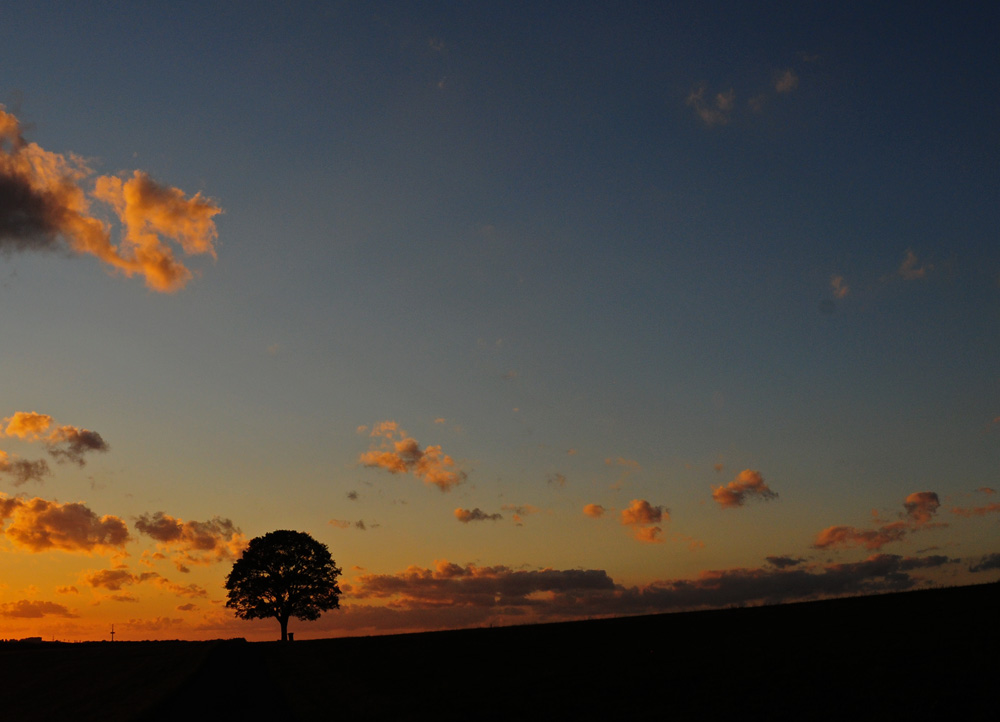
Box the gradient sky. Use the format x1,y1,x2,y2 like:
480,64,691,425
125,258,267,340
1,2,998,642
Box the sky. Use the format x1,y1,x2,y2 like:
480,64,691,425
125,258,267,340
1,1,998,642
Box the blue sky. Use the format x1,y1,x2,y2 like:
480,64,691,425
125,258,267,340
1,2,998,640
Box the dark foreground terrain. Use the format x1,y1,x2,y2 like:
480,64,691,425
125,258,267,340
3,583,996,721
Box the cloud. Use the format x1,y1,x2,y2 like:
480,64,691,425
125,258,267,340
83,567,208,599
950,502,1000,518
0,106,221,292
969,553,1000,573
0,494,130,553
583,503,606,518
0,451,50,486
711,469,778,508
547,472,567,488
903,492,940,523
814,492,944,550
134,511,245,569
2,411,109,465
330,518,369,530
0,599,78,618
898,249,931,280
501,504,540,525
766,556,806,569
455,508,503,523
360,421,467,492
774,69,799,93
2,411,52,438
621,499,664,526
338,554,954,633
621,499,667,543
831,274,849,299
686,86,735,126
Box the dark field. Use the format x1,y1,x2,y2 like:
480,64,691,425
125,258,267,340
3,583,996,721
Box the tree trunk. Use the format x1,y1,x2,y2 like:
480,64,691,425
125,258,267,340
279,615,289,642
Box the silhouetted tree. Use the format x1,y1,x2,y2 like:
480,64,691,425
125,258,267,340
225,529,342,641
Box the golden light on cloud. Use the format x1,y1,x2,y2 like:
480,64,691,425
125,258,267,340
711,469,778,509
360,421,467,491
0,494,130,554
0,106,221,292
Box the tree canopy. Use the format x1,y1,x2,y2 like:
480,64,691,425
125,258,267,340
225,529,342,641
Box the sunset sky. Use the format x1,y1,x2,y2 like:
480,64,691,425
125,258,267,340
1,2,998,642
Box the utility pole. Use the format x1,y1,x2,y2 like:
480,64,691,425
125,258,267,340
110,624,115,642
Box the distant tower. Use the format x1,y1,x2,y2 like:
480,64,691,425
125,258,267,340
110,624,115,642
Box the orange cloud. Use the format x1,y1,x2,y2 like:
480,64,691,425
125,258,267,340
0,494,130,554
134,511,245,569
2,411,53,438
2,411,109,465
711,469,778,509
360,421,466,492
950,502,1000,518
0,106,220,292
814,491,945,550
0,600,79,618
621,499,665,526
583,503,606,518
454,508,502,523
620,499,667,543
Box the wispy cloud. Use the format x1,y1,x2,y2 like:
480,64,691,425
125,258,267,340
774,69,799,93
814,491,944,550
0,451,50,486
583,503,606,518
898,249,931,280
686,86,735,126
0,106,221,292
831,274,849,299
360,421,467,492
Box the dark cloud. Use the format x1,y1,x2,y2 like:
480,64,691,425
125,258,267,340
766,556,806,569
455,507,503,523
0,454,50,485
0,599,79,618
969,553,1000,573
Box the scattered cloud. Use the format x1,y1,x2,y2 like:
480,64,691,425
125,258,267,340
583,503,606,518
711,469,778,508
0,599,78,618
360,421,467,492
0,107,221,292
502,504,540,524
454,508,502,523
2,411,109,466
774,69,799,93
0,451,50,486
0,494,130,553
950,502,1000,518
134,511,245,570
898,249,931,280
621,499,667,543
547,472,567,488
815,492,945,550
686,86,735,126
831,274,849,299
766,556,806,569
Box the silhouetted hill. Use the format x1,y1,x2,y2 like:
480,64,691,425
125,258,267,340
4,583,995,721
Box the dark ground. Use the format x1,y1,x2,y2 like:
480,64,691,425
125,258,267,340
2,583,996,721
